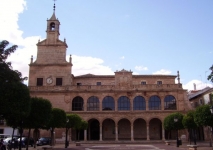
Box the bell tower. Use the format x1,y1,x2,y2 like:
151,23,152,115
28,2,73,87
46,3,60,44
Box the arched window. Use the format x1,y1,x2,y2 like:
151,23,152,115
149,96,161,110
72,96,84,111
50,22,55,30
118,96,130,110
102,96,115,111
133,96,146,110
164,95,176,110
87,96,99,111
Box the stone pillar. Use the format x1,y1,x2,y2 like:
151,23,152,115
115,124,118,141
147,124,150,140
99,123,102,141
161,97,164,110
130,98,133,111
100,99,102,111
115,99,118,111
162,127,165,140
146,100,149,110
84,129,87,141
131,124,134,141
84,99,87,111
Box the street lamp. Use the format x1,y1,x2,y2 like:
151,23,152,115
210,106,213,147
65,119,69,148
174,117,179,147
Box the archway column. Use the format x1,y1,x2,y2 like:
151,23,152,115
84,129,87,141
99,123,102,141
84,100,87,111
147,123,150,140
146,100,149,110
162,126,165,140
161,97,164,110
131,124,134,141
115,124,118,141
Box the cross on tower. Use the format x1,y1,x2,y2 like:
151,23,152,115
53,0,57,12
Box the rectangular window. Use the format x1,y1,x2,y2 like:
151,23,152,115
0,129,3,134
209,94,213,105
97,82,101,86
56,78,62,86
141,81,146,85
157,81,162,85
77,83,82,86
37,78,43,86
0,119,4,125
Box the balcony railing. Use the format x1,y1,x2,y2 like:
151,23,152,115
29,84,182,92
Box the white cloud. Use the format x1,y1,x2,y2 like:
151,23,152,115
183,79,213,91
120,56,125,59
135,65,148,71
152,69,171,75
67,55,114,76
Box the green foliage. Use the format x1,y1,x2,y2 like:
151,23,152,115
79,120,88,130
182,110,197,129
208,65,213,83
66,114,82,129
163,112,184,131
47,108,66,129
194,105,213,127
24,97,52,129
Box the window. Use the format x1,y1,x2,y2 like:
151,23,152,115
87,96,99,111
209,94,213,105
72,96,84,111
157,81,162,85
118,96,130,110
133,96,146,110
56,78,62,86
0,119,4,125
37,78,43,86
97,82,101,85
0,129,3,134
164,95,176,110
149,96,161,110
102,96,115,110
199,99,203,105
77,83,82,86
141,81,146,85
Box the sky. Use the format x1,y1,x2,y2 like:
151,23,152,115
1,0,213,91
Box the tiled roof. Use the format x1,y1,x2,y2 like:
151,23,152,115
188,87,212,100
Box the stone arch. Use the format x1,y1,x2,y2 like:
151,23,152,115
87,96,100,111
87,118,100,140
102,96,115,111
118,118,131,140
148,95,161,110
102,118,116,140
133,118,147,140
72,96,84,111
118,96,130,110
164,95,177,110
149,118,162,140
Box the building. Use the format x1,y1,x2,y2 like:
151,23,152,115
28,6,190,141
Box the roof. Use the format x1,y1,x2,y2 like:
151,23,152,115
188,87,212,100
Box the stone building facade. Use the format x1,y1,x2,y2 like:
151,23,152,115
28,10,190,141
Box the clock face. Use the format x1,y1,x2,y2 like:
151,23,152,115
46,77,53,84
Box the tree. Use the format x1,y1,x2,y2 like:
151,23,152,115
75,120,88,141
208,65,213,83
163,112,184,139
194,105,213,147
47,108,66,146
182,110,197,144
0,40,28,118
64,114,82,148
23,97,52,149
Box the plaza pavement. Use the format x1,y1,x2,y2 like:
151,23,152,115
30,141,213,150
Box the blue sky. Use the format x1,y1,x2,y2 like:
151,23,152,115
1,0,213,90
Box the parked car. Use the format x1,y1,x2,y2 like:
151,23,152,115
36,137,51,146
18,137,34,147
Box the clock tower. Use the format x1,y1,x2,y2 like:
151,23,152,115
28,4,72,87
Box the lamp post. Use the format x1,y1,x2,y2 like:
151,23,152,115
174,117,179,147
210,106,213,147
65,119,69,148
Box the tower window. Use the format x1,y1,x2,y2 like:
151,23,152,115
50,22,55,31
141,81,146,85
37,78,43,86
97,82,101,85
77,83,82,86
56,78,62,86
157,81,162,85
